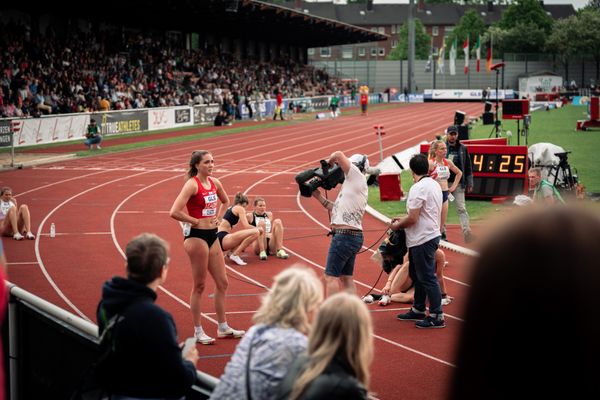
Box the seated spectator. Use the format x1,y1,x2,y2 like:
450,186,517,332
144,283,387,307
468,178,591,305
243,197,289,261
276,292,373,400
0,187,35,240
450,206,600,399
210,265,323,400
96,233,198,399
363,248,452,306
217,192,262,266
84,119,102,150
213,110,230,126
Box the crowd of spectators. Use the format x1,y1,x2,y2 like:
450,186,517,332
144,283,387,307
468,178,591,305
0,21,349,118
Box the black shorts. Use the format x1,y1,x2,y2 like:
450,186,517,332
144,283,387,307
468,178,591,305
216,231,229,250
185,228,218,248
442,190,449,203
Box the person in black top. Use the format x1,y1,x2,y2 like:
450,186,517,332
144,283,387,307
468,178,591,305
96,233,198,399
445,126,475,243
276,292,373,400
244,197,289,261
216,192,262,265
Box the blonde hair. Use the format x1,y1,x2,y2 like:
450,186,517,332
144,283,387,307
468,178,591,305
253,265,323,334
289,292,374,400
429,140,445,158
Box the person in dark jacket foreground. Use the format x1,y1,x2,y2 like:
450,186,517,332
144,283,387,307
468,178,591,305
276,292,373,400
96,233,198,399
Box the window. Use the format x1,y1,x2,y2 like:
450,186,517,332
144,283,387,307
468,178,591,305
320,47,331,57
371,47,378,57
378,27,385,34
342,46,353,59
378,48,385,57
358,47,366,57
307,48,315,56
391,40,398,49
371,27,378,33
432,26,439,36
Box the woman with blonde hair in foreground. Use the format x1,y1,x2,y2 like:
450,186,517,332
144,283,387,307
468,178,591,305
210,265,323,400
276,292,374,400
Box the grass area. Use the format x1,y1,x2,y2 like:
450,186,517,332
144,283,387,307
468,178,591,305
368,104,600,222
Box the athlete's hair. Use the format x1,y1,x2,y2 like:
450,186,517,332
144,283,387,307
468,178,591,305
233,192,249,206
187,150,211,179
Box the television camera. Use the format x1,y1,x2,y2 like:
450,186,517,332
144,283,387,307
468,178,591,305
295,160,346,197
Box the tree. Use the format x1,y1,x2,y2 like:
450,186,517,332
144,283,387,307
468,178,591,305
387,18,432,60
576,9,600,80
546,16,579,82
498,0,554,35
444,9,486,57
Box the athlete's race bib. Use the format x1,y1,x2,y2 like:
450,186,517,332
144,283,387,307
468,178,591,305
202,193,218,217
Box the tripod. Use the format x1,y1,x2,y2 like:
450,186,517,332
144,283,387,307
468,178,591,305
548,152,578,191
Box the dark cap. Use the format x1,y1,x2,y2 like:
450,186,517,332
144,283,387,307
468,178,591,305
447,125,458,134
378,241,389,255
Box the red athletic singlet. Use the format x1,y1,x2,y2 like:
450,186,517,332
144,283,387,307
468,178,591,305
186,176,218,219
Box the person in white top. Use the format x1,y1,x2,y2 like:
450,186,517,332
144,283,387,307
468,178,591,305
311,152,369,297
390,154,445,329
0,187,35,240
429,140,462,240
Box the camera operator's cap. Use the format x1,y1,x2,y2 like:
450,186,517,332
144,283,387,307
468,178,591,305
446,125,458,134
378,241,389,255
349,154,369,172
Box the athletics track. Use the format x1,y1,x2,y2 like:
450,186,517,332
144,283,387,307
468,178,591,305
2,102,485,399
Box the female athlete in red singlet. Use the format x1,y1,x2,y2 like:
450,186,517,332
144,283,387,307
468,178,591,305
170,150,245,344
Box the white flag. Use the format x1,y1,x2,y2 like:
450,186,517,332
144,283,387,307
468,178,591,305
437,45,445,74
449,39,456,76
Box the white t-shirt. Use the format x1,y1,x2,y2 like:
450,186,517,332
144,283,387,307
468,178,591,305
405,177,442,248
0,200,14,220
331,164,368,230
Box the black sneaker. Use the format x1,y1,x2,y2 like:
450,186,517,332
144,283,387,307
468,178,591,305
397,309,426,321
415,316,446,329
441,232,447,241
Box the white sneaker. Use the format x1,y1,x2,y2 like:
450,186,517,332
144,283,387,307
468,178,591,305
218,327,245,339
441,296,453,306
96,145,101,150
13,232,24,240
195,331,215,345
378,295,391,306
362,295,374,304
229,254,247,266
25,232,35,240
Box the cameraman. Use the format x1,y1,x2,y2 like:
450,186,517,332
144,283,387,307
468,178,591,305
311,152,369,297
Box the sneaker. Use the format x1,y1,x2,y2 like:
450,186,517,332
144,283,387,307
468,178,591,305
441,231,447,241
397,308,426,321
378,295,391,306
229,254,247,266
441,296,453,306
25,231,35,240
362,295,374,304
415,316,446,329
259,250,267,261
96,144,101,150
195,331,215,345
464,231,475,243
276,249,289,259
218,327,245,339
13,232,24,240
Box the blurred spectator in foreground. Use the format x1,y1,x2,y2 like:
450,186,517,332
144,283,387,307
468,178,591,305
450,206,600,400
276,292,373,400
96,233,198,399
210,266,323,400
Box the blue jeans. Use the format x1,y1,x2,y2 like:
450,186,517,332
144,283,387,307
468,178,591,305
84,135,102,147
325,233,363,277
408,236,442,316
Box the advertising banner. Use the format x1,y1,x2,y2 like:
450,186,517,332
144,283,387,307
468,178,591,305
424,89,514,101
193,104,221,125
0,120,12,147
91,111,148,135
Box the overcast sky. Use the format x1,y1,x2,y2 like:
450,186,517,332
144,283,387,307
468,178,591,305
311,0,589,10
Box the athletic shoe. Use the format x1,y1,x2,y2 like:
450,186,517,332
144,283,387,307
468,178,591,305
96,144,102,150
195,332,215,345
415,316,446,329
229,254,247,266
25,232,35,240
464,231,475,243
259,251,267,261
378,295,391,306
441,232,447,241
217,327,245,339
362,295,374,304
397,308,426,321
13,232,24,240
276,249,289,259
441,296,453,306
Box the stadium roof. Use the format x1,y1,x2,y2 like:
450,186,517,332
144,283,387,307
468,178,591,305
1,0,386,47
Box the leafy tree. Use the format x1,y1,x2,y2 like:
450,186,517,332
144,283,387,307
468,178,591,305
498,0,554,35
444,9,486,57
546,16,579,81
387,19,432,60
577,9,600,79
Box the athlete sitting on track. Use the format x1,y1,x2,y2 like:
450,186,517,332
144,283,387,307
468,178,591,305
217,192,262,266
0,187,35,240
242,197,289,261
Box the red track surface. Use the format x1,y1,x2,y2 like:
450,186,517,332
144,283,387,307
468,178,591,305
2,102,484,399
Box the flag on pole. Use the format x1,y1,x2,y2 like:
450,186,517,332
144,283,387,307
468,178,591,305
437,44,445,74
463,37,469,74
449,39,457,75
486,36,493,72
476,35,481,72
